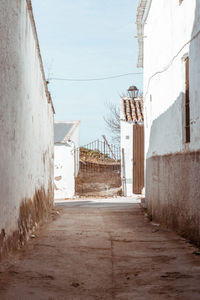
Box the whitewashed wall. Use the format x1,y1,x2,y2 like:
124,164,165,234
120,121,133,196
142,0,200,245
54,145,75,199
54,125,80,199
144,0,199,158
0,0,54,252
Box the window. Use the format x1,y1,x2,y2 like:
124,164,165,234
185,57,190,143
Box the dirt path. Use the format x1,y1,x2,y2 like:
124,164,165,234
0,198,200,299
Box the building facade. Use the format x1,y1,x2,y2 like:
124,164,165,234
54,121,80,199
120,97,144,196
137,0,200,244
0,0,54,257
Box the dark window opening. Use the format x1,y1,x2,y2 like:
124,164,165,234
185,56,190,143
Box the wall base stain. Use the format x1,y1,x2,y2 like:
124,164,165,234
0,185,54,260
146,151,200,247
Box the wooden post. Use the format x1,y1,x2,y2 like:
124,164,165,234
102,135,117,161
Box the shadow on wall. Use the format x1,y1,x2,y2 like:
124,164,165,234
146,92,185,159
146,94,200,246
146,0,200,246
189,0,200,109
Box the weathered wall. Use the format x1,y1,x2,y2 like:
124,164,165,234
146,152,200,246
144,0,200,156
143,0,200,244
0,0,54,257
54,144,75,199
120,121,133,196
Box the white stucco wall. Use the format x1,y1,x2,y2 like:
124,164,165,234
54,124,80,199
54,144,75,199
120,121,133,196
143,0,200,158
0,0,54,238
141,0,200,245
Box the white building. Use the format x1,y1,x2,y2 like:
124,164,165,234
0,0,54,257
137,0,200,244
120,97,144,196
54,121,80,199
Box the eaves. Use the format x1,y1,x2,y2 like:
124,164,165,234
136,0,152,68
26,0,55,114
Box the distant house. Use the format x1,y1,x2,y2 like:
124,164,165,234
136,0,200,245
54,121,80,199
120,96,144,196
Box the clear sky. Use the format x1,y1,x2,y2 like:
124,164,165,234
32,0,143,145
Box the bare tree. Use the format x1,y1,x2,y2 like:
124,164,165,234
103,89,143,144
103,102,120,144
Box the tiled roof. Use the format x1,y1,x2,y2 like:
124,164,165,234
54,121,80,144
120,97,144,123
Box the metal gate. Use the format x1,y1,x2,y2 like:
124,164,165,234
76,138,121,173
133,124,144,194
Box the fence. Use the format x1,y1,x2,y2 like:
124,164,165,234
76,139,121,173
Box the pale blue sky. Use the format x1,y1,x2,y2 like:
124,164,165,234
32,0,142,145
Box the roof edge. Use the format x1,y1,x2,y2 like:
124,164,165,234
66,120,80,141
136,0,152,68
54,121,80,144
54,120,80,124
26,0,55,114
55,121,80,143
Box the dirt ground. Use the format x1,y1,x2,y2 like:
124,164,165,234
0,198,200,300
75,169,121,197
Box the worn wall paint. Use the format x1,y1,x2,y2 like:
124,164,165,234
143,0,200,244
0,0,54,256
54,145,75,199
120,121,133,196
146,152,200,246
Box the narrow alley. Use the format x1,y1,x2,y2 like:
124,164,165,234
0,198,199,300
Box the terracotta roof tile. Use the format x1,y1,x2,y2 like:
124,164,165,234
120,97,144,123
